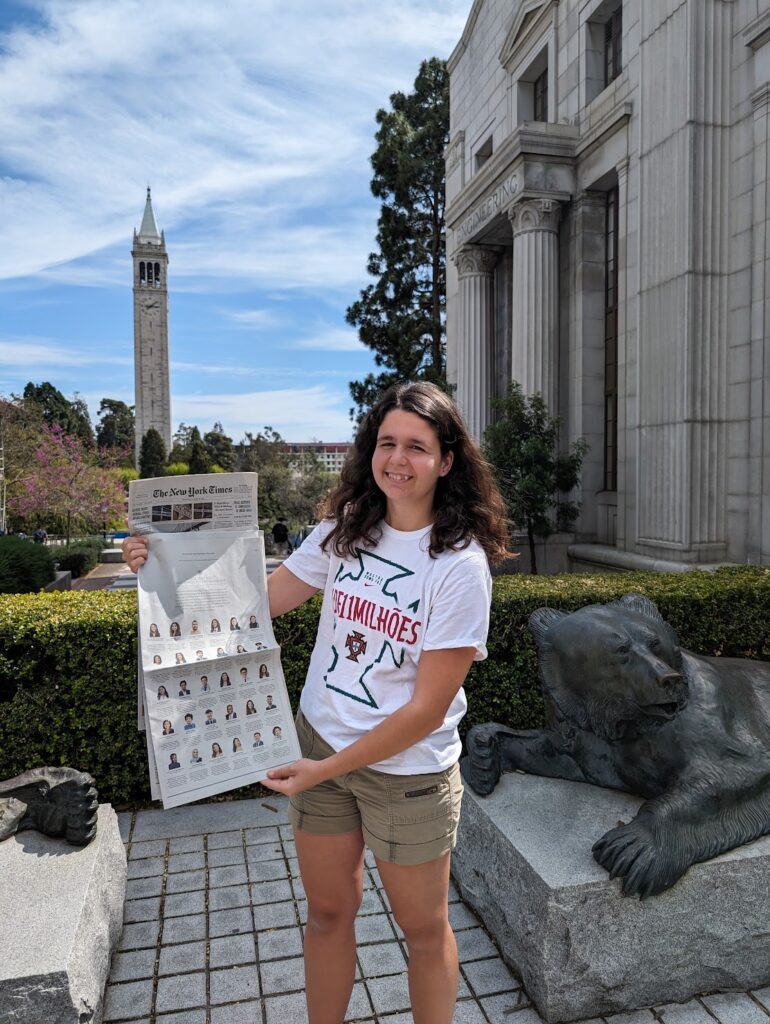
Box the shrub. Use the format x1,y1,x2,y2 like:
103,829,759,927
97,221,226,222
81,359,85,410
56,546,99,578
0,536,56,594
0,567,767,805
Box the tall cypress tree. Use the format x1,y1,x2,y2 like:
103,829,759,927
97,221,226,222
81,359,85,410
346,57,449,419
138,428,167,479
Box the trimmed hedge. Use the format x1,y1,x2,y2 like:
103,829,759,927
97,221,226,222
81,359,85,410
55,546,100,578
0,536,56,594
0,566,768,805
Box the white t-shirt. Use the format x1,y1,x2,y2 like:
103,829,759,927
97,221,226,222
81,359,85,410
284,519,492,774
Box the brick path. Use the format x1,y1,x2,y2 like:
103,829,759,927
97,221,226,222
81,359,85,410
106,797,770,1024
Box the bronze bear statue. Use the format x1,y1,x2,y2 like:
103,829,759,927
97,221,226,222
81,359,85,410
462,594,770,897
0,767,98,846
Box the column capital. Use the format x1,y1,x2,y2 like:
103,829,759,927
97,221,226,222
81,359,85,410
508,197,561,237
615,156,630,184
453,245,498,276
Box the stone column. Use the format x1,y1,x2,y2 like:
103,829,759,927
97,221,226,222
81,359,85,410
452,246,497,440
509,198,561,416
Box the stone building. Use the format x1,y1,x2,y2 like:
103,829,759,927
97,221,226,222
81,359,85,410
446,0,770,569
132,188,171,461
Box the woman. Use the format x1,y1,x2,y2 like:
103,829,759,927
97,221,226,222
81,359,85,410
229,616,240,630
236,644,247,654
175,652,186,665
248,615,258,629
259,664,270,680
233,737,243,753
149,623,160,638
272,725,283,740
122,382,507,1024
220,671,231,688
169,621,181,638
157,685,169,700
152,655,162,665
211,742,224,759
211,618,221,633
245,699,257,716
162,719,174,735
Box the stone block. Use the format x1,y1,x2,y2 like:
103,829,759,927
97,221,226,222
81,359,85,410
0,804,127,1024
452,775,770,1023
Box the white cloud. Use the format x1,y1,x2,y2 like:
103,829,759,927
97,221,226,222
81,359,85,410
0,337,131,369
293,327,366,353
171,385,355,441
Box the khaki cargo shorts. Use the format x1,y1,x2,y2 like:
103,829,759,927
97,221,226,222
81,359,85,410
288,709,464,866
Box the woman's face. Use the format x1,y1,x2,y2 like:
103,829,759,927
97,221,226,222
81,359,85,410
163,720,172,732
371,409,452,515
211,619,220,631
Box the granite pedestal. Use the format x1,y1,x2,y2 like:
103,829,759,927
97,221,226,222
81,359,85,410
0,804,127,1024
452,774,770,1023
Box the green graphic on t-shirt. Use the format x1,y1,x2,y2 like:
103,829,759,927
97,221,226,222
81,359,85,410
359,640,405,690
324,642,378,708
407,599,420,613
334,550,414,604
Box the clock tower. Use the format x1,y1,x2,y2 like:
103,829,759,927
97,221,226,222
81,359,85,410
132,187,171,463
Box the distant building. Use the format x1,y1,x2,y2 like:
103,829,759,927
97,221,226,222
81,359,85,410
280,443,351,475
132,188,171,462
446,0,770,569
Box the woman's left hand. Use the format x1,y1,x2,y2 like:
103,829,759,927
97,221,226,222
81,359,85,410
262,758,326,797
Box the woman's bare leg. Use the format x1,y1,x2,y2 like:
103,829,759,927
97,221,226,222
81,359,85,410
376,852,457,1024
295,827,366,1024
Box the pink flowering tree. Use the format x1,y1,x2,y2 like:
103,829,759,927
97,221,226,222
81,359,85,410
9,424,126,545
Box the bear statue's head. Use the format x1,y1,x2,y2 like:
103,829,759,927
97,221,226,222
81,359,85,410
529,594,688,741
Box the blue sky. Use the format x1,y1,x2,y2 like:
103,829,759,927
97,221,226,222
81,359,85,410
0,0,469,442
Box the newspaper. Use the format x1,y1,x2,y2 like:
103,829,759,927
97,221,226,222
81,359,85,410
129,473,301,808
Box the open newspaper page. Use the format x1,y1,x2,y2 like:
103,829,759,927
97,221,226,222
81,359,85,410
129,473,300,809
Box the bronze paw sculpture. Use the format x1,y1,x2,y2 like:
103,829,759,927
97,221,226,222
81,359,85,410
0,767,98,846
462,594,770,898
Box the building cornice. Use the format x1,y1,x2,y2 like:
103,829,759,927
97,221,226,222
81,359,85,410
575,99,632,161
447,0,484,74
743,9,770,50
499,0,555,71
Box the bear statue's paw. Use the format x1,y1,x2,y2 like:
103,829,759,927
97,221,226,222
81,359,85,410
592,817,684,898
461,724,502,797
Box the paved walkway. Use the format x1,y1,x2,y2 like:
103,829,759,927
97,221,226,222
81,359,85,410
106,797,770,1024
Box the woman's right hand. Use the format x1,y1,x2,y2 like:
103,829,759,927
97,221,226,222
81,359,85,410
122,535,149,572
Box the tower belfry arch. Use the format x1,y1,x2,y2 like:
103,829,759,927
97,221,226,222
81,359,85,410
132,187,171,463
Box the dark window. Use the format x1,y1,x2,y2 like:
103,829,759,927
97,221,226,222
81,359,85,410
604,187,619,491
140,261,146,284
604,9,622,87
533,67,548,122
154,262,161,287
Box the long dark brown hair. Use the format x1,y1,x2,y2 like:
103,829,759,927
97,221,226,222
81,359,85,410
320,382,509,563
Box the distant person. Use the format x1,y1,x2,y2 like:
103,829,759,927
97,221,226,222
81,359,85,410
33,527,48,544
271,518,289,555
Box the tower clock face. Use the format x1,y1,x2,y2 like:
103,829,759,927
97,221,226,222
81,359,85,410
142,296,160,310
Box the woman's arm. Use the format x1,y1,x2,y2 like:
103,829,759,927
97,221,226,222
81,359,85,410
262,646,476,796
267,564,319,617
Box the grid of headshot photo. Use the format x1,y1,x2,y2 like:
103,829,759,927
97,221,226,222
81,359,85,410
143,610,271,670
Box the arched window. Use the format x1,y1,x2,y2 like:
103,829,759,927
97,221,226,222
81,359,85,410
140,261,146,284
154,262,161,287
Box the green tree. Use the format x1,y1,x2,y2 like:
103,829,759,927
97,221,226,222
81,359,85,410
483,382,588,575
168,422,196,463
96,398,135,460
346,57,449,419
188,438,212,474
138,428,167,479
23,381,94,445
203,422,234,471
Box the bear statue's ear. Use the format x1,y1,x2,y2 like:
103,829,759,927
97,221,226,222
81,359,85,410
612,593,664,623
529,607,568,648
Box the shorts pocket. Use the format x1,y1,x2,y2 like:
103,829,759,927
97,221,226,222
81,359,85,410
295,710,316,759
387,770,453,826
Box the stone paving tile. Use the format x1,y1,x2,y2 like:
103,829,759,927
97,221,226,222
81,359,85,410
264,991,307,1024
164,890,205,918
462,956,520,996
210,863,249,888
165,868,206,894
355,913,397,944
109,947,156,983
132,797,287,841
207,845,246,868
701,992,770,1023
209,905,254,938
129,839,166,860
250,878,294,904
247,842,285,864
209,882,251,911
102,979,153,1021
210,932,257,969
367,972,412,1014
155,971,207,1014
605,1011,656,1023
124,896,160,923
118,919,161,951
118,811,132,844
162,912,206,944
168,835,204,855
359,888,386,915
127,855,164,879
244,825,281,846
384,999,487,1023
253,899,300,930
657,1001,719,1023
249,858,290,882
754,988,770,1013
283,839,296,859
480,997,542,1022
167,851,205,872
210,1001,262,1024
258,925,304,960
291,874,306,900
210,963,260,1004
295,898,308,925
207,829,244,850
357,940,407,978
260,954,306,994
157,939,206,976
346,981,375,1020
456,927,499,963
156,1010,206,1024
125,875,164,900
448,902,481,930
